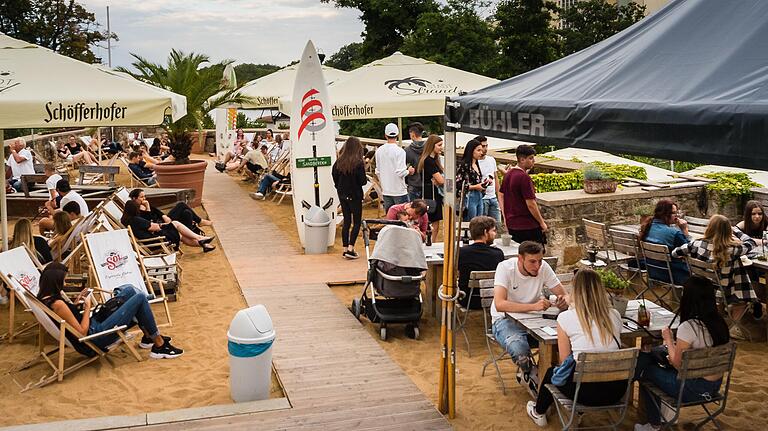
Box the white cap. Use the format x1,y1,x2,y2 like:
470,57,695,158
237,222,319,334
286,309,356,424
384,123,399,138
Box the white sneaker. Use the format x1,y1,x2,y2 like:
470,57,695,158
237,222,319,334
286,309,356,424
527,401,547,427
249,192,264,200
634,423,660,431
729,325,747,340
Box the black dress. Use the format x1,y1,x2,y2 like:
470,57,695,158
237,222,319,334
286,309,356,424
129,216,181,247
422,156,444,222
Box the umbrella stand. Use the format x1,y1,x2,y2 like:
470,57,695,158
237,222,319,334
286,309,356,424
1,129,7,251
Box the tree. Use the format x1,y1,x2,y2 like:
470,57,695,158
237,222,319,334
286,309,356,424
401,0,496,76
558,0,646,56
325,42,364,71
234,63,281,83
321,0,439,63
492,0,560,79
117,51,253,164
0,0,115,63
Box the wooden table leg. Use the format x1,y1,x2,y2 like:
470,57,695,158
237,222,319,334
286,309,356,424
538,344,554,384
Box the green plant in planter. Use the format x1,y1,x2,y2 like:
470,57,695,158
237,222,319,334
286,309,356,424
595,268,630,291
583,164,609,181
118,50,254,164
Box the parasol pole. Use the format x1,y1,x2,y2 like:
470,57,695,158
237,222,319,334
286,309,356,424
1,129,7,251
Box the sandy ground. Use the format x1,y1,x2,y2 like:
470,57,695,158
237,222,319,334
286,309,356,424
0,199,282,427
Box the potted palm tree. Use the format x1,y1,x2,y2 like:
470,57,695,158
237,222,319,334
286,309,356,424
118,50,251,207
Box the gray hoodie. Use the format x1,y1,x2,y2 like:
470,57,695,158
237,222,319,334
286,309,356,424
404,140,425,191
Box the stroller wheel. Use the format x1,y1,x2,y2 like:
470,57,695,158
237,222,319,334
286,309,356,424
380,325,387,341
351,298,362,321
405,324,420,340
413,326,420,340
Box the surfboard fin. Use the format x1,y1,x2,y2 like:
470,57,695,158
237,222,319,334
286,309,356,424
301,200,312,210
322,198,334,210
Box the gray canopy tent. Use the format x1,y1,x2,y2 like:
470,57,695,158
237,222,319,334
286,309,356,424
446,0,768,170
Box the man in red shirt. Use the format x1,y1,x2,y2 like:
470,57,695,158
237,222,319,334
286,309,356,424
500,145,547,247
386,199,429,241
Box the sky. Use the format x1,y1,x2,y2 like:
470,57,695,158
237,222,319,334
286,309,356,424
82,0,365,70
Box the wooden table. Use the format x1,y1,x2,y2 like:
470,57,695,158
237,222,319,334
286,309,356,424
505,299,679,384
423,239,519,321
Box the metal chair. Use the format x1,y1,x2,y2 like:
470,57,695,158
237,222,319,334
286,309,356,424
583,219,633,270
545,348,639,431
480,284,513,394
639,241,684,311
457,270,495,357
608,228,647,297
686,257,753,342
639,342,737,430
684,215,710,236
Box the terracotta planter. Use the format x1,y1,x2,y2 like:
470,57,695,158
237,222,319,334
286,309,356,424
583,179,618,194
153,160,207,207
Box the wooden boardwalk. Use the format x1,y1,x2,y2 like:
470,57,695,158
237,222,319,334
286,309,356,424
123,165,451,430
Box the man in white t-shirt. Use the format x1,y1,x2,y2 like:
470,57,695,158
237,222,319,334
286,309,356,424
492,241,567,380
38,164,64,234
5,138,35,192
476,136,502,229
56,179,90,218
375,123,414,211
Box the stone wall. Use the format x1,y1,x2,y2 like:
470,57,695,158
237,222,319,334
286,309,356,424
538,185,745,265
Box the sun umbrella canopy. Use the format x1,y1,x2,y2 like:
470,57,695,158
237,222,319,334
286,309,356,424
234,64,347,109
0,32,187,128
280,52,498,120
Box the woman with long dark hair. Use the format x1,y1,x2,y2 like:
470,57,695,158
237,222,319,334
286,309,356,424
634,275,730,431
736,200,768,240
37,262,182,358
121,200,215,253
332,136,367,259
417,134,445,243
456,139,486,221
639,199,690,284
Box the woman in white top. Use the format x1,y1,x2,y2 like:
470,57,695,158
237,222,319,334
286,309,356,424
633,275,729,431
527,269,627,427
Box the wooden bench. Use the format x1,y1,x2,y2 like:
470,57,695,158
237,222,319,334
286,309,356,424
19,173,69,197
78,165,119,186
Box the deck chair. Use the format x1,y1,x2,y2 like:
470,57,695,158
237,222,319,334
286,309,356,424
271,182,293,204
545,348,639,430
639,241,683,311
8,279,142,392
0,246,44,342
98,198,176,256
608,228,648,297
686,257,753,342
118,155,158,188
82,228,173,326
114,186,130,207
582,219,633,271
639,343,736,430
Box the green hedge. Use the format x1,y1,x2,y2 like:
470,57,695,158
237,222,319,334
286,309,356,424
530,162,647,193
701,172,762,197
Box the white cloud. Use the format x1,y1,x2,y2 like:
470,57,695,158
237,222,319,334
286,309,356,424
82,1,363,69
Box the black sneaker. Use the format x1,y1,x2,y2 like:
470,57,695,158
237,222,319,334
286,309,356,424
753,302,763,319
139,335,171,349
342,250,360,260
214,163,225,173
150,341,184,359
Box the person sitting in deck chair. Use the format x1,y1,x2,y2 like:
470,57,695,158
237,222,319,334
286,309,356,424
223,143,269,180
129,188,212,234
62,201,82,221
492,241,568,398
39,180,89,234
127,151,157,186
38,262,183,358
121,200,215,253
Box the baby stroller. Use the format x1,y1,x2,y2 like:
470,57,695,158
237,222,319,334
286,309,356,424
351,219,427,341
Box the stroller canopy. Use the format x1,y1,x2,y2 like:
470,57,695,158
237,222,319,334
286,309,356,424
370,226,427,270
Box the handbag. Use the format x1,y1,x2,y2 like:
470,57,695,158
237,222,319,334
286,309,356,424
91,294,126,323
422,164,440,215
551,335,622,386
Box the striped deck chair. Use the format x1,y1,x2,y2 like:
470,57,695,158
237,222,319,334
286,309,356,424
8,280,141,392
82,228,173,325
0,246,44,343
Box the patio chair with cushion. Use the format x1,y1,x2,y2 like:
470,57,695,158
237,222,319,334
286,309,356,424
545,348,639,431
639,342,736,430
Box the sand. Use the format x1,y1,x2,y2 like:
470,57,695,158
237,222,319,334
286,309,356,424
0,205,281,427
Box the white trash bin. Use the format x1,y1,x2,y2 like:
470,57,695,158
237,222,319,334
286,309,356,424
228,304,276,402
304,205,331,254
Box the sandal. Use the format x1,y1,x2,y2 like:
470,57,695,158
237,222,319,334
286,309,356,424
199,236,215,245
202,244,216,253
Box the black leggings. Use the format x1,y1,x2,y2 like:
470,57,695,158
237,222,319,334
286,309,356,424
535,366,628,414
167,202,201,232
339,198,362,248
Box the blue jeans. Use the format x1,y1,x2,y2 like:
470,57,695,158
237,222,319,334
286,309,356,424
635,352,722,425
9,178,22,192
382,194,408,212
258,174,279,194
464,190,484,221
88,285,160,349
144,176,157,186
492,318,536,365
407,186,422,202
483,196,501,225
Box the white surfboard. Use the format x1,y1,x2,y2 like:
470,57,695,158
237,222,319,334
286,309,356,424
290,40,339,248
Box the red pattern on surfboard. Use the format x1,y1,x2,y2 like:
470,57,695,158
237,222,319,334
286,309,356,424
298,88,327,140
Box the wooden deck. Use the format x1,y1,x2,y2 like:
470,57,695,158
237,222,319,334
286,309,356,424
120,164,451,430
